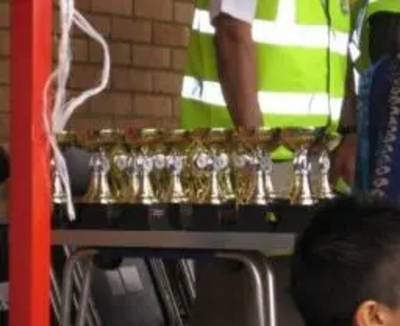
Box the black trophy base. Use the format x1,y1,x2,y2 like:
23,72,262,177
219,201,237,231
75,203,122,230
0,311,7,326
52,204,71,229
165,203,192,230
273,200,317,233
237,204,276,232
188,203,237,232
118,204,168,230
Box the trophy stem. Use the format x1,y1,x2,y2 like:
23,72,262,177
132,151,157,205
316,149,335,199
249,169,267,205
125,152,139,203
169,171,187,203
289,151,301,200
263,172,276,200
84,151,115,204
208,170,222,205
289,148,314,206
99,171,114,203
128,171,140,202
289,174,301,201
295,174,314,206
259,149,276,202
223,168,236,202
51,158,67,204
138,171,156,205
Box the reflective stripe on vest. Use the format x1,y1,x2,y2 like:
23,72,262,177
182,76,342,120
193,8,349,56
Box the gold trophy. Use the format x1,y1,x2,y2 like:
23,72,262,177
185,129,210,203
231,128,279,232
232,128,266,205
52,131,79,228
231,128,254,204
82,129,117,205
219,131,236,203
232,128,280,205
108,129,130,202
189,128,236,231
281,128,316,206
130,128,162,205
119,128,167,231
192,128,229,205
164,129,189,204
249,127,281,203
124,137,141,203
53,131,78,204
51,157,66,204
313,132,341,200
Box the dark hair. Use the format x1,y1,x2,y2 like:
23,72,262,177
369,12,400,63
290,197,400,326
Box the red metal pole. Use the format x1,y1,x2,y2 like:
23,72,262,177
10,1,52,326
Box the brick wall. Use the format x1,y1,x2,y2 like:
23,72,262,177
0,0,194,138
0,0,195,215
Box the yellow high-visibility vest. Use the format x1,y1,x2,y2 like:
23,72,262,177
181,0,352,135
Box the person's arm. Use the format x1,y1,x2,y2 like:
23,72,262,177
339,60,357,129
211,1,262,128
331,59,357,187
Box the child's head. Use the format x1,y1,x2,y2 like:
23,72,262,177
290,197,400,326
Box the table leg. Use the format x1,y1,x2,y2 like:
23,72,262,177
215,252,277,326
60,249,97,326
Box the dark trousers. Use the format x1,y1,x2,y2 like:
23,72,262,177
190,256,302,326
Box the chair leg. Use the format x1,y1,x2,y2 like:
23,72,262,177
60,249,98,326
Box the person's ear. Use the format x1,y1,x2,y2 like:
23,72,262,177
354,301,392,326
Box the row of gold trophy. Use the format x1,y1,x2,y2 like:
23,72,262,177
52,127,341,208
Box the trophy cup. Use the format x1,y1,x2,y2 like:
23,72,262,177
313,132,341,201
184,129,210,204
134,128,160,205
233,127,280,232
272,127,317,233
189,128,236,231
108,129,130,203
249,127,281,204
119,128,168,230
52,130,78,228
78,129,122,229
219,132,236,205
192,128,228,204
230,128,254,204
281,128,316,206
165,130,187,204
162,129,192,230
125,147,140,204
